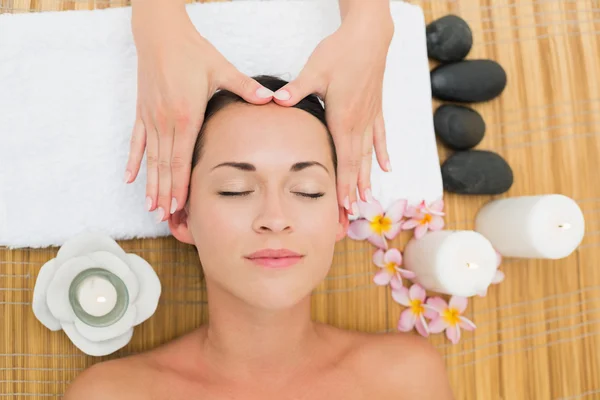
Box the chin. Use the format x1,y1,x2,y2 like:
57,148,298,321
241,284,314,311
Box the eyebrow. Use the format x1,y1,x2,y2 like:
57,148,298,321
211,161,329,174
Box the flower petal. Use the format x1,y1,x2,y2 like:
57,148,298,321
373,270,393,286
414,224,429,239
492,270,505,284
429,199,445,215
404,206,419,218
372,249,385,267
358,200,384,221
428,317,449,334
397,309,416,332
459,316,477,331
409,283,427,302
397,268,416,280
385,199,407,223
391,286,410,306
55,232,129,269
367,234,388,249
347,220,373,241
87,251,139,306
74,306,137,342
31,259,62,331
423,305,439,320
449,296,468,313
426,297,448,313
46,255,97,323
401,219,420,230
415,314,430,337
384,222,403,240
384,248,402,265
428,215,445,231
390,275,404,291
62,322,134,357
126,254,161,325
446,325,461,344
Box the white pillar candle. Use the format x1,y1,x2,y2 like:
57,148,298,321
404,230,498,297
475,195,585,259
76,275,118,317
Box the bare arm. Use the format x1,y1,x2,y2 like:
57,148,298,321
338,0,393,22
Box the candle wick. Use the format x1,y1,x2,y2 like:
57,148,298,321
558,223,572,230
466,262,479,269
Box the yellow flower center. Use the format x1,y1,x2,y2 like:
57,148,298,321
420,214,432,225
443,308,460,326
370,215,392,235
410,299,424,315
385,262,396,275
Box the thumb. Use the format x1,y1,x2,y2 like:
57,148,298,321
273,68,325,107
218,65,274,104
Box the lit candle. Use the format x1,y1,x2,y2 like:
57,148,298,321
403,230,498,297
76,275,118,317
475,195,585,259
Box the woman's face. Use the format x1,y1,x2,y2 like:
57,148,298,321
170,102,347,310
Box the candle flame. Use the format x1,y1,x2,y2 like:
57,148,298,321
466,262,479,269
97,296,107,303
558,223,571,230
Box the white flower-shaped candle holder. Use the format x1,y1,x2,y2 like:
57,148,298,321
32,232,161,356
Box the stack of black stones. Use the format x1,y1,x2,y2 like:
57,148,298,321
427,15,514,195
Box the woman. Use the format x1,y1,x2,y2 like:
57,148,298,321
65,76,453,400
125,0,394,223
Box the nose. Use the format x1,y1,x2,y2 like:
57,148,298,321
251,191,293,234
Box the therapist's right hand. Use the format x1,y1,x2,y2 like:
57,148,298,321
124,2,274,222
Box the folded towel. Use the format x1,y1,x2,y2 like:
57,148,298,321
0,0,442,249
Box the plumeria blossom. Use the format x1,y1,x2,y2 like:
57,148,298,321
372,248,416,287
392,283,436,337
347,198,407,249
426,296,476,344
401,199,445,239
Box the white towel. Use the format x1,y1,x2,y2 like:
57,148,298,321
0,0,442,249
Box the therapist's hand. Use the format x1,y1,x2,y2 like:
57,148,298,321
272,11,394,215
125,3,274,222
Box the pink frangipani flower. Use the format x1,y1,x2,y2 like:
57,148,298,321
392,283,436,337
426,296,476,344
372,248,416,288
347,199,407,249
401,199,445,239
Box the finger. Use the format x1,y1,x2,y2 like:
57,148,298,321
218,65,274,104
357,124,374,203
273,67,325,107
155,114,176,223
170,110,203,215
144,115,160,213
125,115,147,184
373,108,391,172
332,124,362,216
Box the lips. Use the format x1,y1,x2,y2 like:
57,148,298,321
245,249,304,269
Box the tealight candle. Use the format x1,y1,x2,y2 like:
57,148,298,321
76,275,118,317
403,230,498,297
475,194,585,259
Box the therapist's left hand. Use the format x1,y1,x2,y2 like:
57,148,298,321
273,10,394,215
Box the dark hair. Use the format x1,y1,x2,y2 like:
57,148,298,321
191,75,337,173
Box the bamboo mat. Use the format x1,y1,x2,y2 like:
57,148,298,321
1,0,600,398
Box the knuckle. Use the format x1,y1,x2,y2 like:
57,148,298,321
170,156,190,172
158,159,171,171
344,157,362,171
146,155,159,168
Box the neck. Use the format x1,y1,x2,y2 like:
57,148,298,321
198,280,321,384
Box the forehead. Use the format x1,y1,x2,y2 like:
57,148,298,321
200,103,331,166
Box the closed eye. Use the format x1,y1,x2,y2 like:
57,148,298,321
218,191,253,197
294,192,325,199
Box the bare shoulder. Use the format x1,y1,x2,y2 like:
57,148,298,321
346,332,454,399
63,355,159,400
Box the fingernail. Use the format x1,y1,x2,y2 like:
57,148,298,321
365,189,373,203
343,196,350,210
256,87,274,99
386,161,392,172
146,196,152,211
124,170,131,183
351,202,359,216
156,207,165,223
170,197,178,214
274,90,291,101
